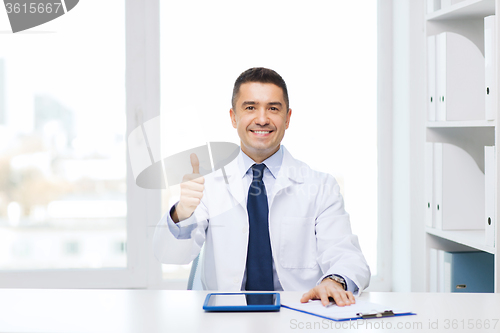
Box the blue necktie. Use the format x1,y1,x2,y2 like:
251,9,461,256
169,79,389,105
245,163,274,291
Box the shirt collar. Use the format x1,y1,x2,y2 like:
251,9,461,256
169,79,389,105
238,145,283,179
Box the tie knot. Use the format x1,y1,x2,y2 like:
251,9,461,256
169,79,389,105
251,164,266,182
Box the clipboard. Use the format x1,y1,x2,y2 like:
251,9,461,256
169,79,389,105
282,300,415,322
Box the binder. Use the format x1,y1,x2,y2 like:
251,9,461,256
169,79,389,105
437,249,445,292
429,248,438,292
485,15,496,120
425,142,434,227
282,300,415,322
443,251,494,293
427,35,436,121
435,32,485,121
485,146,496,247
434,143,443,229
433,143,485,230
441,0,466,9
426,0,440,13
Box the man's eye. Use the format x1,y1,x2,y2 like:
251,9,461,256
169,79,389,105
246,106,255,110
270,107,279,111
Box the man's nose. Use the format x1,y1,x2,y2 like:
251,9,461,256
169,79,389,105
254,109,269,125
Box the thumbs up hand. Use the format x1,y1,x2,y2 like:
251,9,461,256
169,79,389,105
172,153,205,222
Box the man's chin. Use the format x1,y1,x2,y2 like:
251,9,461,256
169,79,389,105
244,143,280,156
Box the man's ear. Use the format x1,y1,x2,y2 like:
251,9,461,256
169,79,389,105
285,108,292,129
230,109,237,128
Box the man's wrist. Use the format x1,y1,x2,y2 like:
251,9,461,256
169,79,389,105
322,274,347,291
170,204,180,223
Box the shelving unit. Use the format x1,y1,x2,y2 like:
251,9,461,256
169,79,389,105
427,0,495,21
426,120,495,127
424,0,499,292
426,227,495,254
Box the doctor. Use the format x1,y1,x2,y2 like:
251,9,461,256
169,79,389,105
153,67,370,307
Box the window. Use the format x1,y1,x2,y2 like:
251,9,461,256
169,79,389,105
0,0,150,288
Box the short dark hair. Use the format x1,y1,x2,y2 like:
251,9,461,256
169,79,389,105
231,67,289,111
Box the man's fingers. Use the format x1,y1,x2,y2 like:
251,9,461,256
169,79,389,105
190,153,200,174
318,289,330,306
346,291,356,304
182,173,205,184
329,291,354,307
181,188,204,200
329,292,343,307
181,181,205,193
338,291,349,306
300,290,315,303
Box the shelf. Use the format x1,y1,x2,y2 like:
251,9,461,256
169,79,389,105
427,120,495,128
426,126,494,172
426,227,495,254
427,0,495,21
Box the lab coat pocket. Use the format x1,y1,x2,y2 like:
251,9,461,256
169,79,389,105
279,217,317,269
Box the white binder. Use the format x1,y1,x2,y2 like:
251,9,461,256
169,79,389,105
434,143,443,229
437,249,445,292
427,35,436,121
485,15,496,121
435,32,485,121
429,248,438,292
426,0,440,13
425,142,434,227
441,0,466,9
434,143,485,230
485,146,496,247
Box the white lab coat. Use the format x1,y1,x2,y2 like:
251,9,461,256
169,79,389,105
153,146,370,292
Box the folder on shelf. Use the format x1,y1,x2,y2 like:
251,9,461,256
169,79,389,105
443,251,494,293
425,142,434,227
432,249,447,292
429,248,438,292
440,0,465,9
435,32,485,121
282,300,415,322
427,35,436,121
485,15,496,121
433,143,485,230
485,146,496,247
426,0,440,13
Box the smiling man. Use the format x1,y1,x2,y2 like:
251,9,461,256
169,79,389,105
153,67,370,307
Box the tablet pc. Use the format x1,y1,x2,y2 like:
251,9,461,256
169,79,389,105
203,293,280,312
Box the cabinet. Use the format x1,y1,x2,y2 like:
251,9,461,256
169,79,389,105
424,0,499,292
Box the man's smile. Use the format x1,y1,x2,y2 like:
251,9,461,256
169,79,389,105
250,129,273,137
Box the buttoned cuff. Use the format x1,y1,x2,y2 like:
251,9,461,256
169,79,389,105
167,202,198,239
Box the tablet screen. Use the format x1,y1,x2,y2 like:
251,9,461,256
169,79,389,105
206,293,277,307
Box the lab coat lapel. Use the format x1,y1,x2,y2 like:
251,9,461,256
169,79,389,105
269,146,304,209
213,157,246,207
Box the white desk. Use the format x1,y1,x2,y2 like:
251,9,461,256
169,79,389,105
0,289,499,332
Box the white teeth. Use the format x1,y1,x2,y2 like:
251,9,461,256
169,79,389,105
253,131,270,134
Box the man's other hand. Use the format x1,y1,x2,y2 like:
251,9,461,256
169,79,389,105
300,277,355,307
172,153,205,222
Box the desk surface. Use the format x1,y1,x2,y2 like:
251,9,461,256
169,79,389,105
0,289,499,333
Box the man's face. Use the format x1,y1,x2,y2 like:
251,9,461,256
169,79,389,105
230,82,292,163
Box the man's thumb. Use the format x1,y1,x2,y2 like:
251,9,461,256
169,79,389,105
190,153,200,174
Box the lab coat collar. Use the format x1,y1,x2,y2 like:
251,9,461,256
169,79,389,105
215,145,304,206
238,145,283,180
